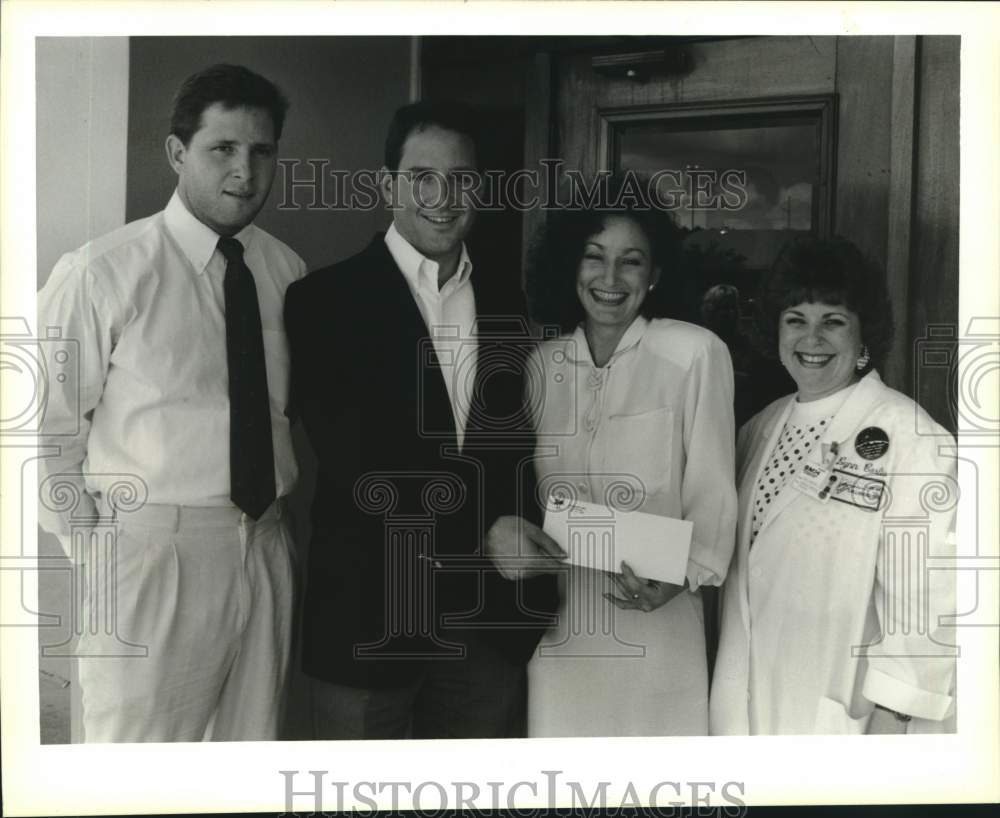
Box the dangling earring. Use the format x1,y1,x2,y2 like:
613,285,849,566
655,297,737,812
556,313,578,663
648,284,655,292
855,344,870,371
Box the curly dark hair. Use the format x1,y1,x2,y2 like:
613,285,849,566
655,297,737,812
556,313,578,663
755,236,895,374
170,64,289,145
526,174,685,333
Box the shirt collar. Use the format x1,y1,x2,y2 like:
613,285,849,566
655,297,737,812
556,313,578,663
385,222,473,295
789,379,858,423
567,315,649,366
164,190,256,275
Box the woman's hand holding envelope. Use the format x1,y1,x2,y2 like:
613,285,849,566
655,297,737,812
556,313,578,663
604,561,686,613
485,515,568,580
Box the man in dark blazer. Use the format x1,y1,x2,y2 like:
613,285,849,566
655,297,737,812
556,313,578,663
284,101,560,739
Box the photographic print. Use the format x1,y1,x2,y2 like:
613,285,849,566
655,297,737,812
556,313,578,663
2,2,997,815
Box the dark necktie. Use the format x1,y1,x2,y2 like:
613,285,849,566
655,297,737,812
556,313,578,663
218,237,276,519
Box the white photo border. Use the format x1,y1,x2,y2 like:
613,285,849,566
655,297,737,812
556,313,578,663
2,1,998,814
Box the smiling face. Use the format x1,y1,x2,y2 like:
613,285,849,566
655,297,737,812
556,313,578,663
166,103,277,236
778,301,865,401
380,125,477,278
576,215,659,336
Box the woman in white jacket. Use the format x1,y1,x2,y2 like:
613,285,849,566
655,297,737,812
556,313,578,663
709,237,957,735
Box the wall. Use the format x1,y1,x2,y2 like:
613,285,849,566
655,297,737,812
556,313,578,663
126,36,410,270
35,36,130,744
910,37,961,415
36,37,129,286
834,35,960,415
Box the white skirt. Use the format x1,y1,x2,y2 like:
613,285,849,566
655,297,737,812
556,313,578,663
527,566,708,737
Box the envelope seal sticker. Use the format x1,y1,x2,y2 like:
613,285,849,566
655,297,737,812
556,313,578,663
854,426,890,460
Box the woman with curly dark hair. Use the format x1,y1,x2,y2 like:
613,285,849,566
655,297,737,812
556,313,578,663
710,236,957,735
488,176,738,736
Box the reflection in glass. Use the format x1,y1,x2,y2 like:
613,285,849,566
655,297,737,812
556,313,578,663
617,116,822,270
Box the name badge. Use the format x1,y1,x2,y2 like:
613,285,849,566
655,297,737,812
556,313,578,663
790,459,838,501
789,441,841,502
829,470,886,511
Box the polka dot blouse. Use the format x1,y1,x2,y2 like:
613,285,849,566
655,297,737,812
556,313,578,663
750,385,856,546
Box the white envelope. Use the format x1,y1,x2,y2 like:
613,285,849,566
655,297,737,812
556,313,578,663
541,494,693,584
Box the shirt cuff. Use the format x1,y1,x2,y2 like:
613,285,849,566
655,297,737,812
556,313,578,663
55,534,91,567
686,557,721,592
38,499,99,538
863,667,954,721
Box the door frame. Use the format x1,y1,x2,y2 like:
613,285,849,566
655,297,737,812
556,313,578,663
596,93,839,239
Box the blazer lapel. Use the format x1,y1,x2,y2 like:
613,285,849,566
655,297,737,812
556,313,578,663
818,371,886,452
370,240,434,345
465,278,534,441
368,238,458,442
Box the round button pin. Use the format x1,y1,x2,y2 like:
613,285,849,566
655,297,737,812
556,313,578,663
855,426,890,460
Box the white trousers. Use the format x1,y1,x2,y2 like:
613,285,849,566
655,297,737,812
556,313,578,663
76,502,295,742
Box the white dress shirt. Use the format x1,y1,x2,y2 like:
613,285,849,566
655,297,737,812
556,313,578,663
384,223,477,450
38,191,306,534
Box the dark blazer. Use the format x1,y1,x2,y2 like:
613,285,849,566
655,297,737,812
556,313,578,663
285,235,557,689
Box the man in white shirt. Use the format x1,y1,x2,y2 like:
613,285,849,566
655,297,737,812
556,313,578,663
285,101,557,739
37,64,306,742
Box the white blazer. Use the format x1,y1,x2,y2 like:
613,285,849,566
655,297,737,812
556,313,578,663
710,371,957,734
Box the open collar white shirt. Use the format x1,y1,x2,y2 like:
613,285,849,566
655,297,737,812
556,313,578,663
385,222,477,450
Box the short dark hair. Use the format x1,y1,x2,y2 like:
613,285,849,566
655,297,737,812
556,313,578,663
526,174,685,333
170,64,289,145
755,236,895,374
383,100,479,171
